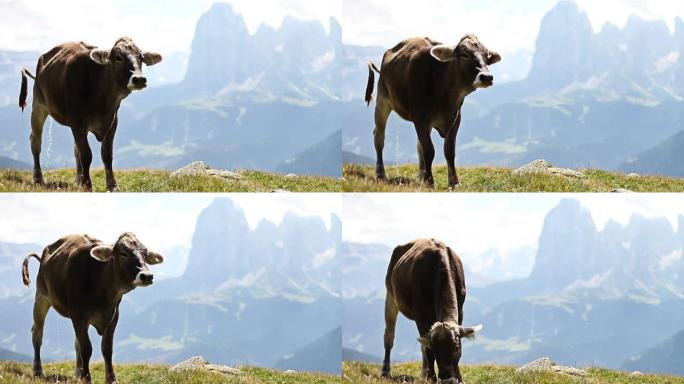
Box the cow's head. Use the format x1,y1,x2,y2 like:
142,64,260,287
430,34,501,89
90,232,164,289
418,322,482,383
89,37,162,92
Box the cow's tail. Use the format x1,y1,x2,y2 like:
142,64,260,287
365,61,381,106
21,253,41,287
19,68,36,113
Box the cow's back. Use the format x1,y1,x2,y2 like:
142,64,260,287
37,234,103,315
33,42,95,125
379,38,453,122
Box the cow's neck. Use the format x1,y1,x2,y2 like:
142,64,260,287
101,262,129,306
434,256,459,324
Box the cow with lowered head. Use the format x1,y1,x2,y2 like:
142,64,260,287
19,37,162,191
21,232,163,384
365,35,501,189
382,238,481,384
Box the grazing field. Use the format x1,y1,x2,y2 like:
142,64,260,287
0,361,342,384
343,361,684,384
0,168,342,193
342,163,684,192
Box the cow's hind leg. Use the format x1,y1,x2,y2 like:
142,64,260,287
71,318,93,383
74,339,82,378
414,122,435,188
29,106,48,185
31,295,50,377
382,292,399,377
73,145,82,185
71,129,93,191
102,308,119,384
373,98,391,181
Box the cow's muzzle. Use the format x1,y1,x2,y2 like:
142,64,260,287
136,271,154,286
474,72,494,88
128,75,147,90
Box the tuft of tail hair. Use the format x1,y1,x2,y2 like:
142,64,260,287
22,253,41,287
365,62,381,106
19,68,36,113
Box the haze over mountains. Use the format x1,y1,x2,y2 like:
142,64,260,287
0,198,342,374
0,3,342,177
342,199,684,375
343,1,684,177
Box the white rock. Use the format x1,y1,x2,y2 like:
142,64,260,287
516,357,586,377
284,369,297,374
513,159,584,178
170,356,240,376
627,173,640,178
171,161,241,180
631,371,644,376
284,173,298,179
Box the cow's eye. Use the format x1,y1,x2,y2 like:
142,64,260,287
113,56,124,63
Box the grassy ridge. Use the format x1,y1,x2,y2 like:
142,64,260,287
0,168,342,193
343,163,684,192
0,361,342,384
343,361,684,384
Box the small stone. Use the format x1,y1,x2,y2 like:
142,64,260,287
627,173,640,178
283,369,297,374
631,371,644,376
284,173,298,179
206,364,241,375
170,356,240,376
610,188,632,193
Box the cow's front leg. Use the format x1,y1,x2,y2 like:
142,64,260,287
102,309,119,383
455,364,464,384
72,129,93,191
72,318,92,383
444,112,461,189
421,345,437,382
414,123,435,188
101,118,118,192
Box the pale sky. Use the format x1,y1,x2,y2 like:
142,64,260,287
343,194,684,262
2,1,684,56
0,0,341,53
343,0,684,55
0,194,341,278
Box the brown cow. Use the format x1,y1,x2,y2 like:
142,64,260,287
19,37,162,191
365,35,501,188
21,233,164,384
382,238,481,384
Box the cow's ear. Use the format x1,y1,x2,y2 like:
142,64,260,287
417,336,431,347
142,52,162,66
459,324,483,339
145,251,164,265
89,48,111,65
430,45,457,62
90,245,114,262
486,51,501,65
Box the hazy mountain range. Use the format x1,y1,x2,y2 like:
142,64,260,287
343,1,684,177
0,3,342,177
0,198,342,374
342,199,684,375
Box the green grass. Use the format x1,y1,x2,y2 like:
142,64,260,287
0,361,342,384
0,168,342,192
343,163,684,192
343,361,684,384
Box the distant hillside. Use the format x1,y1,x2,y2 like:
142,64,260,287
621,129,684,177
0,156,30,169
277,131,342,177
623,328,684,375
275,327,342,374
0,348,31,362
342,348,382,364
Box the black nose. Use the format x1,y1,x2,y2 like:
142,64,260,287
480,73,494,84
140,272,153,284
132,75,147,87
